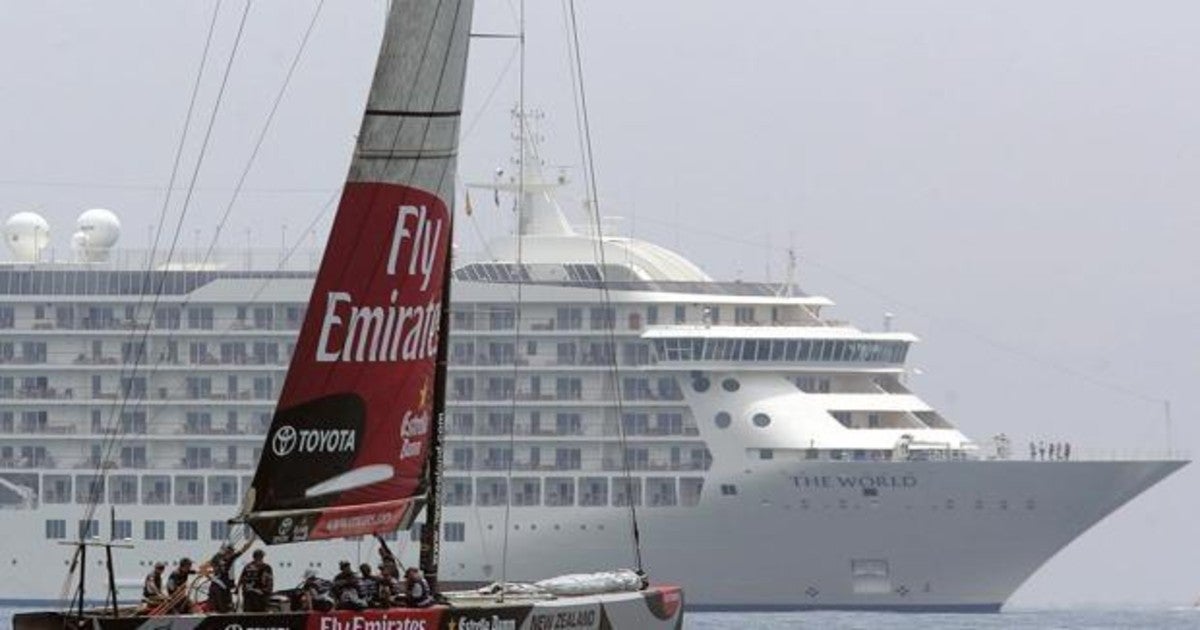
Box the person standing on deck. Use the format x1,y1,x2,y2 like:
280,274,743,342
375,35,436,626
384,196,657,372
238,549,274,612
207,539,253,613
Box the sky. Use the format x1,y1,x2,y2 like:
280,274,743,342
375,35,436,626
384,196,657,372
0,0,1198,607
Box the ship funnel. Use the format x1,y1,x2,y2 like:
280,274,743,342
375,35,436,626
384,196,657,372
3,212,51,263
72,208,121,262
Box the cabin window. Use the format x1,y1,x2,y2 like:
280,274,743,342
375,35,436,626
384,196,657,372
721,378,740,393
555,307,582,330
44,475,71,504
142,476,170,505
78,519,99,539
511,478,541,506
612,478,642,507
477,478,508,506
210,521,229,540
680,478,704,506
692,376,710,393
752,413,772,428
445,478,472,506
545,478,575,507
175,476,204,505
720,484,738,496
714,412,731,429
444,522,466,543
45,519,66,539
647,478,677,507
113,520,132,540
75,475,104,504
110,475,137,504
208,476,238,505
646,306,659,325
177,521,198,541
145,520,165,540
579,477,608,507
674,305,686,324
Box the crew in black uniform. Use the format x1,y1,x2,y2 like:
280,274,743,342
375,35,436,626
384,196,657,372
207,539,253,613
238,549,274,612
142,562,167,608
332,561,367,610
165,557,197,613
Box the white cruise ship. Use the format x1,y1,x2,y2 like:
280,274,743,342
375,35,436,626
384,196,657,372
0,158,1185,611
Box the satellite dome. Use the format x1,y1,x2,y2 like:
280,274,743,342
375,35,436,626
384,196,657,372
73,208,121,262
4,212,51,263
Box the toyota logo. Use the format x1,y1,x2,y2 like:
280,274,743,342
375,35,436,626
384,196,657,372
271,425,297,456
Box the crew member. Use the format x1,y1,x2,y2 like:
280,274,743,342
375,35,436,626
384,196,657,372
357,563,384,608
298,569,335,612
207,539,253,613
238,549,274,613
403,567,433,608
377,543,400,579
142,562,167,608
332,560,367,610
165,557,197,613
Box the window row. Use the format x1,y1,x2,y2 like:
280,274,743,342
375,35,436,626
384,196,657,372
653,337,910,364
45,518,472,543
441,476,705,508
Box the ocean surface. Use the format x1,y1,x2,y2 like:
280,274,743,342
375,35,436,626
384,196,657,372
4,606,1198,629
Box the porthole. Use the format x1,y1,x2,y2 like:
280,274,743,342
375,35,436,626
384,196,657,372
752,413,772,428
692,376,711,393
714,411,732,429
721,378,740,392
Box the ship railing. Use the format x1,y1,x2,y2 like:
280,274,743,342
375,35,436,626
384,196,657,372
1006,448,1190,462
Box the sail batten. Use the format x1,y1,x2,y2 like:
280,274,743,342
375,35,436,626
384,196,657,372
244,0,473,545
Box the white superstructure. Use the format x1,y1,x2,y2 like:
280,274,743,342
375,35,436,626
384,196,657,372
0,168,1185,610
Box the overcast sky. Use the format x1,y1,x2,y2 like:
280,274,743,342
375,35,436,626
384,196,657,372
1,1,1197,607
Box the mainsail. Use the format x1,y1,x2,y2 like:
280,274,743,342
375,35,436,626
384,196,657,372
242,0,474,545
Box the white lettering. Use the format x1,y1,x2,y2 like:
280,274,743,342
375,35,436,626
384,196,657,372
387,206,422,276
316,292,351,362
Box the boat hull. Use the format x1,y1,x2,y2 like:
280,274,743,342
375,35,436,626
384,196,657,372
11,586,683,630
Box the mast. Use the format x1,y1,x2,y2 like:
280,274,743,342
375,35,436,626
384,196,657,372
419,223,455,591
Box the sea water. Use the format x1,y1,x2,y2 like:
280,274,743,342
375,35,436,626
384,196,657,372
4,606,1197,629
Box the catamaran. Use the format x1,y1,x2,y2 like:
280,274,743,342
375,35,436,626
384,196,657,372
11,0,684,628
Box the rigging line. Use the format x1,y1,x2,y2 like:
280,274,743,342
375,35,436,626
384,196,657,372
195,0,327,274
460,42,520,143
500,0,526,601
73,0,226,538
85,0,255,530
131,0,327,451
567,0,645,575
559,0,589,209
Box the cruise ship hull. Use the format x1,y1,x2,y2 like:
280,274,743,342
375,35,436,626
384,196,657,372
0,458,1181,611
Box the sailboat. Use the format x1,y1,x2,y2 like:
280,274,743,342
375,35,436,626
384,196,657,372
12,1,683,628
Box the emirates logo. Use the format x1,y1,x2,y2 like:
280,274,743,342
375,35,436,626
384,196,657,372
271,425,297,456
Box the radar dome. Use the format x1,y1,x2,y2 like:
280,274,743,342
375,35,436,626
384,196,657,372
4,212,51,263
73,208,121,262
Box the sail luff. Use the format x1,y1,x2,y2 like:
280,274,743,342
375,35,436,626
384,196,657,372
243,0,474,545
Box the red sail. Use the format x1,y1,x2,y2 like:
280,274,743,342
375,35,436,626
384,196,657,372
244,0,474,544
